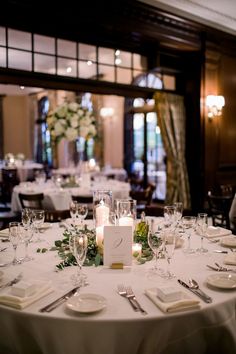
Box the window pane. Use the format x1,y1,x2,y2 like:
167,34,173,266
34,34,55,54
133,70,144,83
0,27,5,45
133,54,147,70
163,75,176,90
8,49,31,70
58,39,76,58
78,61,96,79
0,47,6,67
117,67,132,84
8,29,31,50
57,58,76,77
99,47,114,65
98,64,114,82
34,54,55,74
118,50,131,67
79,43,96,61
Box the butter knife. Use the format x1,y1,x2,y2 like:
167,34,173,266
213,250,228,254
39,287,79,313
178,279,212,303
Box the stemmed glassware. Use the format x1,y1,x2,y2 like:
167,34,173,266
21,208,32,229
77,204,88,225
174,202,183,224
69,230,88,286
147,230,164,278
196,213,208,253
69,201,78,225
32,209,45,242
9,222,21,265
163,205,176,228
19,223,34,261
182,216,196,254
162,229,176,279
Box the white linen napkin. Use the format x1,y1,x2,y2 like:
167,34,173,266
0,280,53,309
145,288,200,313
0,228,9,238
205,226,232,238
224,253,236,265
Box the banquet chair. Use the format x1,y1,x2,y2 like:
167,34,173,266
19,193,44,210
130,182,156,217
71,195,93,219
44,209,70,223
207,191,233,230
1,168,20,204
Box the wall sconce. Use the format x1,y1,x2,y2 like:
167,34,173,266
100,107,114,118
206,95,225,119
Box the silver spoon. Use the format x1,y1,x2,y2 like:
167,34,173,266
188,279,212,303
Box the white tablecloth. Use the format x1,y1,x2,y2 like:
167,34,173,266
0,161,43,182
0,220,235,354
229,193,236,231
11,180,131,212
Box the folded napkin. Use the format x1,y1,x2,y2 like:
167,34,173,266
0,229,9,238
205,226,232,238
224,253,236,265
0,280,53,309
145,288,200,313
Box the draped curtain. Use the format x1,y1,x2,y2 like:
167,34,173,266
154,92,191,209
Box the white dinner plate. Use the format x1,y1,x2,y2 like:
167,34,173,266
220,236,236,248
206,274,236,290
66,293,107,313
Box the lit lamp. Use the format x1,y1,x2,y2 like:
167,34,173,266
206,95,225,119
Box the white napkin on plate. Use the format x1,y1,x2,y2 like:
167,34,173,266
205,226,232,238
224,253,236,265
145,288,200,313
0,228,9,238
0,280,53,309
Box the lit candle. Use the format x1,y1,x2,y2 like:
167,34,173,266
132,243,142,258
118,216,134,227
96,201,110,227
96,226,104,248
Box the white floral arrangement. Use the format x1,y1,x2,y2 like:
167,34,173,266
4,153,15,161
47,102,97,143
16,153,25,161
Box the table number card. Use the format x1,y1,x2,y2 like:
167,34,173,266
103,226,133,266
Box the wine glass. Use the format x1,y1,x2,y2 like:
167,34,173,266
147,230,164,278
9,222,21,265
69,230,88,286
196,213,208,253
32,209,45,242
174,202,183,224
69,200,78,225
182,216,196,254
163,205,176,229
19,223,34,261
77,203,88,225
162,228,176,279
21,208,32,229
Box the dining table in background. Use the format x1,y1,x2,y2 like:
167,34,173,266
0,160,44,183
0,219,235,354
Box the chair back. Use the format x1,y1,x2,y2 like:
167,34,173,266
207,191,233,229
1,168,20,203
19,193,44,210
44,209,70,223
130,183,156,217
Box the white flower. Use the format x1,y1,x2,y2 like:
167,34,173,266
47,101,97,143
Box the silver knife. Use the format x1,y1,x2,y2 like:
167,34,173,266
39,287,79,313
178,279,212,303
213,250,228,254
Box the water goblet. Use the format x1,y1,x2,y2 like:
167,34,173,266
147,230,164,279
162,228,176,279
182,216,196,254
196,213,208,253
32,209,45,242
18,223,34,262
77,203,88,225
69,230,88,286
21,208,32,229
9,222,21,265
69,200,78,225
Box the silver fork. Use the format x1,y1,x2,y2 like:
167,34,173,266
0,272,23,290
117,284,138,311
126,286,147,315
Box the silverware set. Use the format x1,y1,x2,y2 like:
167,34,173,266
117,284,147,315
178,278,212,303
207,263,236,273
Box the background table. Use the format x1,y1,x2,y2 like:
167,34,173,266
0,220,235,354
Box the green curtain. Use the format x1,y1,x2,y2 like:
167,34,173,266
154,92,191,209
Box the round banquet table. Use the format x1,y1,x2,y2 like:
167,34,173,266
0,219,236,354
